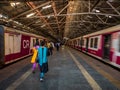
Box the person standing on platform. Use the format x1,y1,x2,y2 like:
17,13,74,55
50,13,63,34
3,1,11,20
37,41,49,82
56,42,60,51
50,41,54,53
47,41,53,55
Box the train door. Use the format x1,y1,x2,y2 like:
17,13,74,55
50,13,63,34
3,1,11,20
86,38,89,52
103,34,111,59
0,26,4,66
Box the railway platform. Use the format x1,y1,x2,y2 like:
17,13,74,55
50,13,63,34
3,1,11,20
0,46,120,90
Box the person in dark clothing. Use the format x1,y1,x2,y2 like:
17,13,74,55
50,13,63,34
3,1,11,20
56,42,60,51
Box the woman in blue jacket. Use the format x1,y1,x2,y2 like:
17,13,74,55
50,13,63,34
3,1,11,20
37,41,48,81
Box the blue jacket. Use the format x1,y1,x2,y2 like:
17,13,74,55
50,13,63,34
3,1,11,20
37,46,48,66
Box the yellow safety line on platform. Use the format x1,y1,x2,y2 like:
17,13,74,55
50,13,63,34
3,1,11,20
6,69,31,90
75,50,120,89
68,50,102,90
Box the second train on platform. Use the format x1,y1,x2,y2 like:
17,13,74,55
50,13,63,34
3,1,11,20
67,25,120,67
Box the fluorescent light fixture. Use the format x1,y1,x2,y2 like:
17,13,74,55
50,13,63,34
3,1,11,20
35,20,41,23
47,16,51,18
14,21,19,24
42,5,51,9
106,15,112,18
93,9,100,13
95,9,100,13
0,14,7,19
108,15,112,18
26,13,35,18
87,15,92,18
10,2,20,7
41,24,46,28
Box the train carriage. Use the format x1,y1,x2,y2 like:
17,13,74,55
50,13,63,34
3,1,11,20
87,25,120,66
0,25,45,67
85,25,120,66
68,24,120,66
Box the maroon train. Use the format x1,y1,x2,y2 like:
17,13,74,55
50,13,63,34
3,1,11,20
0,25,45,67
67,24,120,68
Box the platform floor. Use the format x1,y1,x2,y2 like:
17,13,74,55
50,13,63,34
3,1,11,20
0,46,120,90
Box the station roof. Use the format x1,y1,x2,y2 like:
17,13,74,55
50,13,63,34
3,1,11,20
0,0,120,41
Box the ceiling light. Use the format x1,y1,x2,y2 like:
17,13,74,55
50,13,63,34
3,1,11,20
42,5,51,9
69,7,73,11
0,14,8,19
106,15,112,18
26,13,35,18
87,15,92,18
47,16,51,18
41,24,46,28
10,2,20,7
95,9,100,13
108,15,112,18
35,20,41,23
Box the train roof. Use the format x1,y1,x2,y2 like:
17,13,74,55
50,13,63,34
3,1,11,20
1,25,45,39
84,24,120,37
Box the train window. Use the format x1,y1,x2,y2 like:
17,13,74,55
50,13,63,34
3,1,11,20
90,38,93,48
94,38,98,48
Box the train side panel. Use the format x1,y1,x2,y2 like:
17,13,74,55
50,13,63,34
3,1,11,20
5,32,31,64
21,35,31,56
110,32,120,65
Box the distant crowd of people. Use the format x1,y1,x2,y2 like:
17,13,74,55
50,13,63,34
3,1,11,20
30,39,61,82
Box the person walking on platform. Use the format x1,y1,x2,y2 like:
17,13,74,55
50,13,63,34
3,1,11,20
47,41,53,55
37,41,49,82
50,41,54,53
56,42,60,51
31,45,38,73
31,38,40,73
